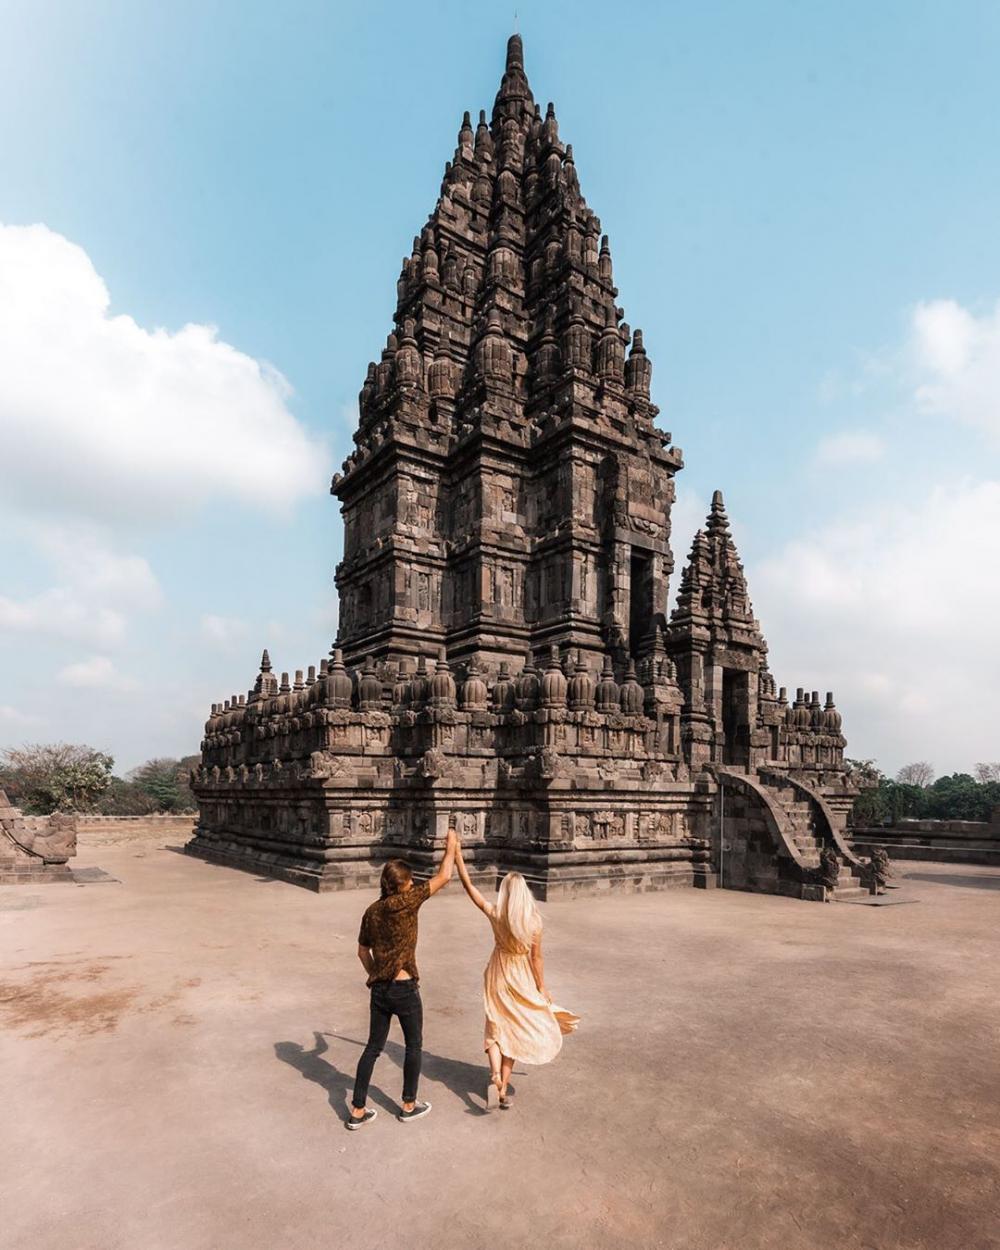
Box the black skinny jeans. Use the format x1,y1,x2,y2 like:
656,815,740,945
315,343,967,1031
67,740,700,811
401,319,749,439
352,979,423,1109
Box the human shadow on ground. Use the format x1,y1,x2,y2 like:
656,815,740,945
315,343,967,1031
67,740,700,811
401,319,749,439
904,871,1000,892
328,1032,501,1117
274,1031,398,1120
276,1029,521,1119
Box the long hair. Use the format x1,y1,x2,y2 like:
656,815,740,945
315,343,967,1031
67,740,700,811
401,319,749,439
380,858,413,899
495,872,541,948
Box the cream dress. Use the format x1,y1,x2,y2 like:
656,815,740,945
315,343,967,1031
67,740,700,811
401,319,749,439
482,905,580,1064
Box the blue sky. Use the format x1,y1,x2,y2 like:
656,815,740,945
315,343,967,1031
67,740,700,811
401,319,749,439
1,0,998,775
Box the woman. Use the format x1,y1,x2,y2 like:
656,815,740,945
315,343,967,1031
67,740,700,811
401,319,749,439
455,842,579,1110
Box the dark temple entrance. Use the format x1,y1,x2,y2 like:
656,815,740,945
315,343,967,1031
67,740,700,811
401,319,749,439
722,668,750,768
629,549,653,657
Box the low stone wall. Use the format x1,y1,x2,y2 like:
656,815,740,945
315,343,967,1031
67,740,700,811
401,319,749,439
851,813,1000,867
76,814,197,849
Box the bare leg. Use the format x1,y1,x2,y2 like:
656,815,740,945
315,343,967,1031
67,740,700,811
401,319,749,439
499,1054,514,1100
486,1041,503,1086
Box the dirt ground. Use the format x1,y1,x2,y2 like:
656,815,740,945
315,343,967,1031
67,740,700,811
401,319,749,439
2,827,999,1250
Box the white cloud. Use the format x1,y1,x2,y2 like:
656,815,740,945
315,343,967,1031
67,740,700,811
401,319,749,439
756,295,1000,772
0,222,330,523
815,430,886,466
200,614,249,645
753,479,1000,773
911,298,1000,441
0,588,127,648
0,705,43,728
57,655,137,691
0,522,161,648
33,523,162,610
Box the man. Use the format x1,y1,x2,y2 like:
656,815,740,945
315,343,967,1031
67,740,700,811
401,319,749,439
348,828,457,1129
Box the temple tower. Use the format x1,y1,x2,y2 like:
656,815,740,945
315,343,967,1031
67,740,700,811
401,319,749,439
333,35,681,674
667,491,768,769
189,34,858,902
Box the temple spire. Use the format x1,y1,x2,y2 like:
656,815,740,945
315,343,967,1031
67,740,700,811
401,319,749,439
493,32,534,123
252,648,278,700
705,489,733,541
670,491,759,636
457,109,474,162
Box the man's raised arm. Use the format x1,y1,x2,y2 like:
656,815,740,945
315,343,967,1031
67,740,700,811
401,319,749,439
427,828,458,895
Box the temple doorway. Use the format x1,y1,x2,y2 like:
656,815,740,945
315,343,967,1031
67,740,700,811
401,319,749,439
629,549,653,657
722,668,750,768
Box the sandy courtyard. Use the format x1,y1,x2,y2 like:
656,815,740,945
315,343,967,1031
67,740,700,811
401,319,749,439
2,832,999,1250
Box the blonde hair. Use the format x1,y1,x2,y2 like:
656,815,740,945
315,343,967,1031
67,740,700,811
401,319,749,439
495,872,542,949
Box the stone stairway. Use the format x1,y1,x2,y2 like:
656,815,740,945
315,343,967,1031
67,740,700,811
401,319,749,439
0,790,76,884
760,773,868,900
0,839,73,883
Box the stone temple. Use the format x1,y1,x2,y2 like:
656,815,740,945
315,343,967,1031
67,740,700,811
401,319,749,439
188,35,865,900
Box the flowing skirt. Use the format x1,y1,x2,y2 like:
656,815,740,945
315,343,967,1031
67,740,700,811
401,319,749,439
482,946,579,1065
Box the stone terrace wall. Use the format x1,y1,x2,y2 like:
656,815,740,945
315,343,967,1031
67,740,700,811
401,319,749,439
76,815,196,848
852,811,1000,867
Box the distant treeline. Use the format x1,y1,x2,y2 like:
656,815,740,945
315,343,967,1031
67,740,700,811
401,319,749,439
0,743,199,816
849,759,1000,825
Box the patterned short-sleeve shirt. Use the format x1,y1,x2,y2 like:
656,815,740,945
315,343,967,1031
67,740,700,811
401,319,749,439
357,881,432,985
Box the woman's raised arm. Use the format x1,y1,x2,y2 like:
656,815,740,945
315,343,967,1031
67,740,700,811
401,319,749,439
455,842,491,914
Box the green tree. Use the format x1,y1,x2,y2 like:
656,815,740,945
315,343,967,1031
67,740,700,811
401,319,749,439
925,773,998,822
97,776,160,816
885,781,926,822
846,759,889,825
849,760,1000,826
0,743,114,814
126,756,200,813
